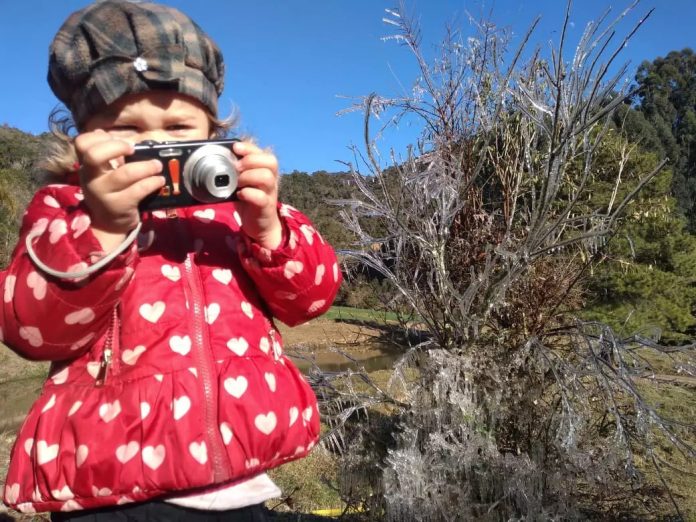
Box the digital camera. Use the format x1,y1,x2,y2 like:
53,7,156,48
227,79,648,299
127,138,240,212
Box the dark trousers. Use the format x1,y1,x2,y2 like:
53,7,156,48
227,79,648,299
51,501,270,522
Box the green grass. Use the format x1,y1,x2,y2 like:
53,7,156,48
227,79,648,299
267,446,341,514
325,306,400,323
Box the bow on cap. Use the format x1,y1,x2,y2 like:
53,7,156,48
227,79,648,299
89,42,187,107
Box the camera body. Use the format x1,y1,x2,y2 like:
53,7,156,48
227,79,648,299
127,138,240,212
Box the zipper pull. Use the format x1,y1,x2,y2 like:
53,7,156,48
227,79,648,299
95,348,112,387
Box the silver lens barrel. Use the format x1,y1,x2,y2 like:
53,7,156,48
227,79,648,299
183,144,239,203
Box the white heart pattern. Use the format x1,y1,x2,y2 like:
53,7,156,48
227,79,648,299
99,400,122,423
76,445,89,467
51,367,69,385
300,224,315,245
116,442,140,464
193,209,215,222
265,372,277,392
139,302,165,323
68,401,83,417
122,346,146,365
142,445,166,470
41,394,56,413
23,438,34,456
5,483,19,504
254,412,277,435
241,301,253,319
169,335,191,356
274,291,297,301
29,217,49,237
308,300,326,314
86,362,101,379
283,260,304,279
140,402,151,420
189,441,208,464
27,271,47,300
3,275,15,303
314,264,325,286
212,268,232,285
259,337,270,355
205,303,220,324
43,195,60,208
172,396,191,421
70,214,91,238
161,264,181,282
48,219,68,244
61,499,83,511
92,486,112,497
289,407,299,427
303,406,314,424
37,440,59,465
51,484,75,500
220,423,233,445
227,337,249,356
223,376,248,399
65,308,95,325
19,326,43,347
279,204,292,218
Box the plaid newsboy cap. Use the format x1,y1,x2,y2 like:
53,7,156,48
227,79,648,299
48,0,225,127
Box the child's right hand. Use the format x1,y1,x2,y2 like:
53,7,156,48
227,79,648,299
74,130,165,251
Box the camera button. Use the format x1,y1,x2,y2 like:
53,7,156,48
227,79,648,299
160,148,183,158
169,159,181,196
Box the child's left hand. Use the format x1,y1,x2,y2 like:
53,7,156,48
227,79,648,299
232,141,283,250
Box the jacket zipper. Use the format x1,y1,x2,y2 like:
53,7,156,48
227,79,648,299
184,253,228,482
96,307,119,387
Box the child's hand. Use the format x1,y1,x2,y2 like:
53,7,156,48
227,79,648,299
233,141,283,249
74,130,164,250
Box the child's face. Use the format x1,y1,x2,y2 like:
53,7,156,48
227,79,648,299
82,91,212,144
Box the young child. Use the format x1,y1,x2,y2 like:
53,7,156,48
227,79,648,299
0,1,341,519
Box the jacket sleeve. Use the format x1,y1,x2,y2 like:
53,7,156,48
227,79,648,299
237,203,342,326
0,185,138,361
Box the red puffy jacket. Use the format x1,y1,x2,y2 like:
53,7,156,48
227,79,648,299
0,183,341,513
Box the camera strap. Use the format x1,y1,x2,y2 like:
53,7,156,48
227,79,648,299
25,222,142,280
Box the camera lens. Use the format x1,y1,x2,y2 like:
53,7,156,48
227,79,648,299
183,144,238,203
214,174,230,187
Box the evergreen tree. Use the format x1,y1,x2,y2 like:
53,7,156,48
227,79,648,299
632,49,696,230
582,130,696,342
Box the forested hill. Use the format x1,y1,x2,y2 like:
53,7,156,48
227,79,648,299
0,126,47,266
278,170,356,248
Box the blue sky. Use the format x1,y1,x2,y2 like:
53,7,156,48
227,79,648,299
1,1,695,174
